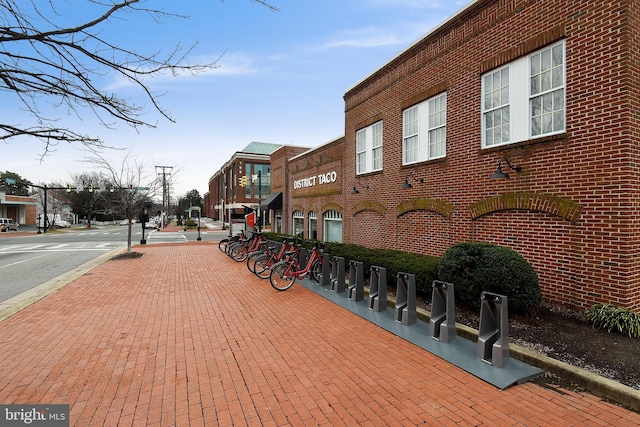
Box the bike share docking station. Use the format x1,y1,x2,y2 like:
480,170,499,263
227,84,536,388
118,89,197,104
429,281,456,344
347,261,364,302
295,257,541,389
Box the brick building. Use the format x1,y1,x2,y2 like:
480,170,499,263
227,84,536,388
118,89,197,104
336,0,640,310
268,138,345,240
206,142,282,227
267,0,640,311
0,192,36,225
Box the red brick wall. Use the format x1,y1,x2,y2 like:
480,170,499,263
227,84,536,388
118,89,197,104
274,139,345,238
341,0,640,310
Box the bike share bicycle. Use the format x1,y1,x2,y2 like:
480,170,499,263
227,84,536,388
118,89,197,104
269,242,325,291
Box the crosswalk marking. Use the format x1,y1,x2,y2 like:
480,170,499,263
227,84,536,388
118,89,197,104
0,243,122,254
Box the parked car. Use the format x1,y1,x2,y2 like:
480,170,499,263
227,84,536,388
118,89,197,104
144,220,157,229
119,219,131,226
0,218,19,232
53,220,71,228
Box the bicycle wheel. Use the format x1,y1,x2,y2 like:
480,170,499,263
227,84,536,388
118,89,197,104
270,261,296,291
246,251,262,273
310,259,323,283
225,241,239,256
254,254,273,279
218,239,229,252
231,246,248,262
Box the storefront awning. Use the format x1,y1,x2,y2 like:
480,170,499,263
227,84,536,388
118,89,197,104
259,192,282,210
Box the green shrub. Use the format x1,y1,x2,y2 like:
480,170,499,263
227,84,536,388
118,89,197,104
437,242,541,313
585,303,640,338
259,233,440,295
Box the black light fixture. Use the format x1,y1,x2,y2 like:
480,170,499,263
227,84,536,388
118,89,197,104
490,157,523,179
350,181,370,194
400,171,424,189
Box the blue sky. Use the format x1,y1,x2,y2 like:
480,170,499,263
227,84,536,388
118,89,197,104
6,0,468,199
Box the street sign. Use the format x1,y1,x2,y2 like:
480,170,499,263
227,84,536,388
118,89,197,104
135,187,150,190
4,178,16,184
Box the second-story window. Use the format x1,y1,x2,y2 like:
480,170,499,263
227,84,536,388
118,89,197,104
356,121,383,175
402,92,447,165
482,40,565,148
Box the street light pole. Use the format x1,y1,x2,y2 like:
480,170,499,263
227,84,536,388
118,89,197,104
257,170,262,233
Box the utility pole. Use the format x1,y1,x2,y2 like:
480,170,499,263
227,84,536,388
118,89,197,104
155,165,173,228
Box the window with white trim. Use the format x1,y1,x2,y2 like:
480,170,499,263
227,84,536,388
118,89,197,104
402,93,447,165
356,121,383,174
481,40,565,148
292,210,304,238
323,210,342,243
308,211,318,240
530,42,565,136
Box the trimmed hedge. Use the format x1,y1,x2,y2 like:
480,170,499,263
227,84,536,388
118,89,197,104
261,232,440,295
437,242,541,313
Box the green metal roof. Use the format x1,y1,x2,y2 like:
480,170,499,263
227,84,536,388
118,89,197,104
240,141,282,155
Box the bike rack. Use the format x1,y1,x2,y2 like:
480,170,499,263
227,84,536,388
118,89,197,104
298,247,308,270
347,261,364,301
429,281,456,343
330,257,345,293
320,253,331,287
368,266,387,312
477,292,510,368
395,273,416,325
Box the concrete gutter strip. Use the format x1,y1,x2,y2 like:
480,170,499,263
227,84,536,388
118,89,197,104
0,247,126,323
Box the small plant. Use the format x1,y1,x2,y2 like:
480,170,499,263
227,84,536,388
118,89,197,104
585,303,640,338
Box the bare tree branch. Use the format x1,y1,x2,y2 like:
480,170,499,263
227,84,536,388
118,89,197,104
0,0,277,155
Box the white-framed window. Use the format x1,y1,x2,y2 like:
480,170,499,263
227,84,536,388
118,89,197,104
530,42,565,136
323,210,342,243
482,67,510,147
482,40,565,148
308,211,318,240
356,121,383,174
402,93,447,165
292,210,304,238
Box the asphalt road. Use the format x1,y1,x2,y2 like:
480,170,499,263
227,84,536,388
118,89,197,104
0,223,229,304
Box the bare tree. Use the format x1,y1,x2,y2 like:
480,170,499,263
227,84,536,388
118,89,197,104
85,151,156,253
0,0,277,155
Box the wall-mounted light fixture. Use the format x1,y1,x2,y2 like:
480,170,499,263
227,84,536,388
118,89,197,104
490,157,523,179
350,181,370,194
400,171,424,189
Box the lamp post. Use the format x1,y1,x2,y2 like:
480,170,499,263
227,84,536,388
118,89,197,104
257,170,262,233
192,206,202,241
140,205,149,245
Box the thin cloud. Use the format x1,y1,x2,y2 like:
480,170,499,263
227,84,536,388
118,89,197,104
315,27,410,52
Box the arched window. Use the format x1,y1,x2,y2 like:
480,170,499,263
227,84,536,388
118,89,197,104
292,210,304,238
323,210,342,243
308,211,318,240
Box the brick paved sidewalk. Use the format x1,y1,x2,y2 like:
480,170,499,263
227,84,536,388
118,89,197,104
0,244,638,426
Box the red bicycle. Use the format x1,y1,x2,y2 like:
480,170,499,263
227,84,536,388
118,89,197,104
269,242,324,291
251,239,299,279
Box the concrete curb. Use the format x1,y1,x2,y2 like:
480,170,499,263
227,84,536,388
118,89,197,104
0,246,127,323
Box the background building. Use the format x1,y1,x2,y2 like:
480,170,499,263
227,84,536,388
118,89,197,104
207,142,281,228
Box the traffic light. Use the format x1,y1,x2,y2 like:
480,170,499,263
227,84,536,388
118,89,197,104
110,185,115,192
88,184,93,192
238,175,248,187
66,184,71,192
